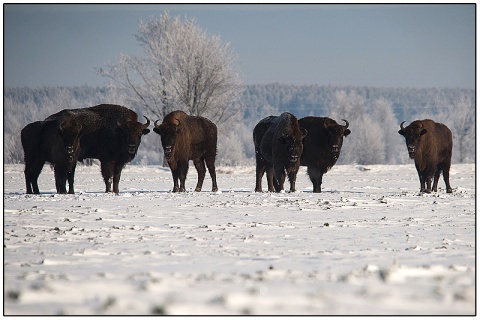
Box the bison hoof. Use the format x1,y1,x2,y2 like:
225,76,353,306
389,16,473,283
447,188,453,193
195,187,202,192
212,187,218,192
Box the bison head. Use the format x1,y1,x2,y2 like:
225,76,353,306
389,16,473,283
58,118,83,163
398,120,427,159
279,127,308,163
153,118,182,161
324,119,351,160
117,116,150,156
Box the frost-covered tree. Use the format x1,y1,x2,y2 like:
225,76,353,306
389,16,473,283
371,98,404,164
449,96,475,163
432,94,475,163
97,11,244,127
330,90,369,164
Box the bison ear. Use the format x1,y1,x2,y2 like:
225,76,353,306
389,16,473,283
398,129,405,136
344,129,351,137
301,128,308,138
153,126,162,135
420,129,427,136
142,128,150,135
58,121,67,135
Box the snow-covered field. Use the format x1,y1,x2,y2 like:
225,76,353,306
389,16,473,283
3,163,475,315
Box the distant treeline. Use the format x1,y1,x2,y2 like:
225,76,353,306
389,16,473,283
4,84,475,165
242,84,473,121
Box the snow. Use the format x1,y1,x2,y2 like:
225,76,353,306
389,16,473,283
3,163,475,315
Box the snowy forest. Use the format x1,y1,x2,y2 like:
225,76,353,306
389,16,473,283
4,84,475,166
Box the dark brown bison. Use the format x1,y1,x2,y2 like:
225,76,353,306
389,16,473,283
21,115,83,194
254,112,307,192
398,119,453,193
298,117,351,193
47,104,150,194
153,110,218,192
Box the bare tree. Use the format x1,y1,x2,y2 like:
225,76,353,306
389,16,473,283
96,11,244,126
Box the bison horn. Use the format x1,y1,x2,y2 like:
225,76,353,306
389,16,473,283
342,119,349,129
154,119,162,129
173,118,180,126
142,116,150,130
400,121,406,131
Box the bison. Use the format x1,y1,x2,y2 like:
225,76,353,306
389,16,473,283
21,114,83,194
46,104,150,194
398,119,453,193
253,112,307,192
298,117,351,193
153,110,218,192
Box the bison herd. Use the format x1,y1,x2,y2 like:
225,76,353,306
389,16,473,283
21,104,454,195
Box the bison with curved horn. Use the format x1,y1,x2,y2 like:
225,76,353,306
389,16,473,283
153,110,218,193
253,112,307,193
298,117,351,193
398,119,453,193
75,104,150,194
43,104,150,194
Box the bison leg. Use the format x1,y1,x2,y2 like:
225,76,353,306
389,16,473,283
424,174,433,193
178,163,188,192
441,163,453,194
112,162,125,195
25,168,42,194
274,166,286,192
255,152,268,192
54,165,68,194
266,165,277,192
171,162,188,192
25,177,33,194
307,167,323,193
287,169,298,192
432,168,441,192
416,167,427,193
170,168,181,192
24,161,44,194
101,161,115,193
193,158,206,192
424,166,436,193
205,157,218,192
67,163,77,194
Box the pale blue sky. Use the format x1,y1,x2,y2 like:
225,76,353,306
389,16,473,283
3,4,475,89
